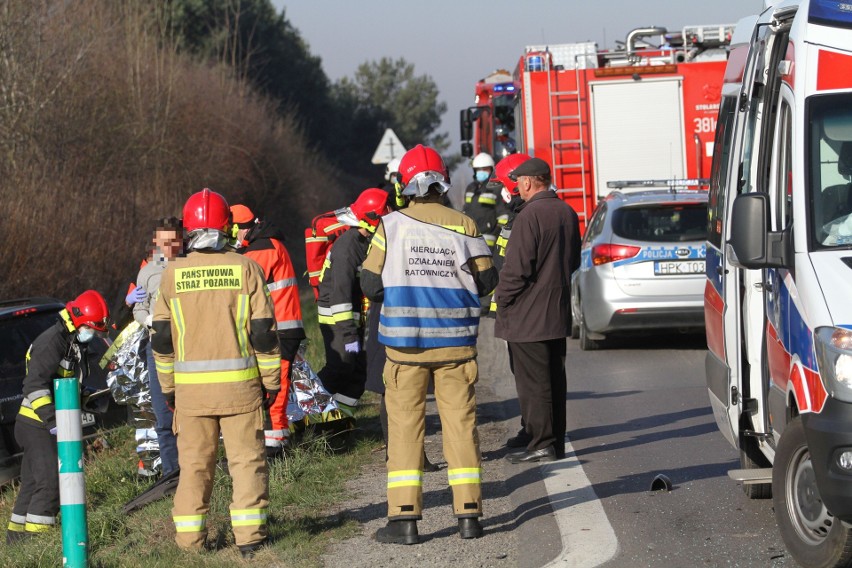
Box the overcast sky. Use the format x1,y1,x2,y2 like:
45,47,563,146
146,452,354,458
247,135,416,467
274,1,765,168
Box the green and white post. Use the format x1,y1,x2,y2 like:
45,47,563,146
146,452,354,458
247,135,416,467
54,377,88,567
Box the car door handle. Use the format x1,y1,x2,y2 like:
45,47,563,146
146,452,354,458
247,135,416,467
716,266,728,276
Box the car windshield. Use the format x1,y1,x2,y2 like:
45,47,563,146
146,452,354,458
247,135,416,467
809,94,852,247
612,203,708,243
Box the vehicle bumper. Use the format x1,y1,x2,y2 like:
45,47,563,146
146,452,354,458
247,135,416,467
802,398,852,522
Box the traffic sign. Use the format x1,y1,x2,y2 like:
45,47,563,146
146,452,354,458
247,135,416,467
371,128,406,164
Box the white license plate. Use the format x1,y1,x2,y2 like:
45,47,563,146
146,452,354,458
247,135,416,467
654,260,705,275
81,412,96,427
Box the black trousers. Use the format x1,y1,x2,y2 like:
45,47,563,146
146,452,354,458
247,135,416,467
12,421,60,530
508,339,567,456
318,322,367,404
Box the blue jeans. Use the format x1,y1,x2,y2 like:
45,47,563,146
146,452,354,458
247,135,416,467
146,343,179,475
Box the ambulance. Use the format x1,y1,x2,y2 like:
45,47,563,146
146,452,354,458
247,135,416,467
705,1,852,565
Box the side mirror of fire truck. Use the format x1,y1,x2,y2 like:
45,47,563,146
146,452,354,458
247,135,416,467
460,108,473,142
461,142,473,158
729,192,791,269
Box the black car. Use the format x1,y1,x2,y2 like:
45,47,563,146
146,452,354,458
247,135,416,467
0,297,126,485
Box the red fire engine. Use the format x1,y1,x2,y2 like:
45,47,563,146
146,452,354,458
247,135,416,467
460,24,734,233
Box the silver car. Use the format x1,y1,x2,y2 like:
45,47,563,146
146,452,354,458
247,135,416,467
571,190,708,350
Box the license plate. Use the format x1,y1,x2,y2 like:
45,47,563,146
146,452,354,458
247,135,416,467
81,412,96,427
654,260,705,275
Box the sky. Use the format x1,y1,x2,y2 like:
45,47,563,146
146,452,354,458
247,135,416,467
274,1,766,179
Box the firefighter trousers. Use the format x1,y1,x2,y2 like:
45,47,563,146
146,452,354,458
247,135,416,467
318,323,366,410
172,407,268,550
265,359,291,450
384,359,482,520
8,421,59,541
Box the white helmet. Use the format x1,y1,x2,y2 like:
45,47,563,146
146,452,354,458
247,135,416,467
385,158,402,181
471,152,495,169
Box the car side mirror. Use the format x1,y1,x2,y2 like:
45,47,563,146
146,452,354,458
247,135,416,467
461,142,473,158
460,109,473,141
729,192,791,269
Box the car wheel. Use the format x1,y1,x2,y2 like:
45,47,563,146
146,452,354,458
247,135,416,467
772,417,852,568
579,320,602,351
739,431,772,500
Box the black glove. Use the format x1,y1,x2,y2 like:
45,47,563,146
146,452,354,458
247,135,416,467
263,389,280,410
165,392,176,412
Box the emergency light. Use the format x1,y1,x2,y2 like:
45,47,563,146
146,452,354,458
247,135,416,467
493,83,516,93
809,0,852,29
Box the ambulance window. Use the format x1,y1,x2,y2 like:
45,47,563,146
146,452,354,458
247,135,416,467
707,96,737,248
772,102,793,231
809,93,852,247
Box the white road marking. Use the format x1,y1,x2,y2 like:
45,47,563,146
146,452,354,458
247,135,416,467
540,438,619,567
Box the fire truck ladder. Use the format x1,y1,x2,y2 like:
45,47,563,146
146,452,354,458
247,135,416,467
546,56,590,225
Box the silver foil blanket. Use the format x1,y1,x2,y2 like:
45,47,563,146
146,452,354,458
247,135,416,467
287,349,345,428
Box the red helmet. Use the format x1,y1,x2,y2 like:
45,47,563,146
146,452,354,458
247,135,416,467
65,290,109,332
492,153,532,202
183,188,230,232
398,144,448,186
350,188,390,230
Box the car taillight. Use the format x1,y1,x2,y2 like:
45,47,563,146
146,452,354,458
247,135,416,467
592,244,641,265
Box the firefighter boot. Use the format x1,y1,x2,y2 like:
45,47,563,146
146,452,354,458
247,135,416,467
374,519,419,545
458,517,483,539
238,538,268,559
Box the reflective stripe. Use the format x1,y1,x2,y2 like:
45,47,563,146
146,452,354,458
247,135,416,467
26,514,56,526
465,192,474,203
170,298,186,361
308,269,322,277
372,233,386,251
382,306,480,319
331,302,353,313
317,306,333,317
477,192,498,205
305,236,329,244
174,356,257,373
448,467,482,486
277,319,303,330
497,214,509,225
174,367,260,384
10,514,26,525
482,234,497,246
30,395,52,410
318,314,334,325
18,406,41,422
268,277,297,292
379,323,479,340
59,472,86,505
174,514,206,533
332,392,359,407
24,389,51,403
25,522,53,533
441,225,466,234
256,355,280,370
7,521,24,532
155,361,174,374
236,294,250,359
332,311,359,323
388,470,423,489
230,508,267,527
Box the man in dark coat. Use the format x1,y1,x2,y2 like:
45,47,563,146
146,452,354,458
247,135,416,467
493,158,581,463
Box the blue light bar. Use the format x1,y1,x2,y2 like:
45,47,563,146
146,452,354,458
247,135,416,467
810,0,852,29
493,83,516,93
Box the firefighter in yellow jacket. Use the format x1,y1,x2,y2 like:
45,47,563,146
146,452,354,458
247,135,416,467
152,189,281,558
361,145,498,544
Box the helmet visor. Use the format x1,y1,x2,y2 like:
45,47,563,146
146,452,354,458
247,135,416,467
401,171,451,197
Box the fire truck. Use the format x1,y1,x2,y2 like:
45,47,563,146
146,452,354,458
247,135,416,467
460,24,734,233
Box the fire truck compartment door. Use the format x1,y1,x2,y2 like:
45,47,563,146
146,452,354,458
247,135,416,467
590,78,686,198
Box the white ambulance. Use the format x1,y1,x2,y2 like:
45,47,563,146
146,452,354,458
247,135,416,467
705,1,852,565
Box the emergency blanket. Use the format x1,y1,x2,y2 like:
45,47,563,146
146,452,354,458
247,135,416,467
287,349,345,429
102,321,160,476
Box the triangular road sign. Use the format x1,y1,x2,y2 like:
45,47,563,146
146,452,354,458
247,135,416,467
371,128,406,164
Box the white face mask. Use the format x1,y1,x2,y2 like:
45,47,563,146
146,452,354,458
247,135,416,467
77,327,96,343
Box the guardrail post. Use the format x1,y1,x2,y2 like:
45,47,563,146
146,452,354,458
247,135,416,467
54,377,88,567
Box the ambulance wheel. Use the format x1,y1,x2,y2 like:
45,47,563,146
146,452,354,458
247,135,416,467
773,417,852,568
739,433,771,500
579,320,601,351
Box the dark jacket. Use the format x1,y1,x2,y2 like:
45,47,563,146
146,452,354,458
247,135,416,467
463,180,507,244
17,317,87,430
317,227,370,344
494,191,580,342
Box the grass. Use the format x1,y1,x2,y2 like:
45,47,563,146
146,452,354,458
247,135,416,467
0,294,383,567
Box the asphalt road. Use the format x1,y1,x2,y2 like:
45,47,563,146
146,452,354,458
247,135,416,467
554,332,791,568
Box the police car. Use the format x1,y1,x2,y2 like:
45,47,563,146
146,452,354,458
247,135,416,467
571,190,708,350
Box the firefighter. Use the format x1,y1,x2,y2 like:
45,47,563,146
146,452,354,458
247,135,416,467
152,188,281,558
316,188,389,419
230,204,305,458
463,152,506,250
7,290,109,543
361,145,498,544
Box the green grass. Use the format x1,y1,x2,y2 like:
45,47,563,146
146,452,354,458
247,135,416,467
0,296,383,567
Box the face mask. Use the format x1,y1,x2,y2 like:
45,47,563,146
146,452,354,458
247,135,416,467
77,327,96,343
475,171,490,183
